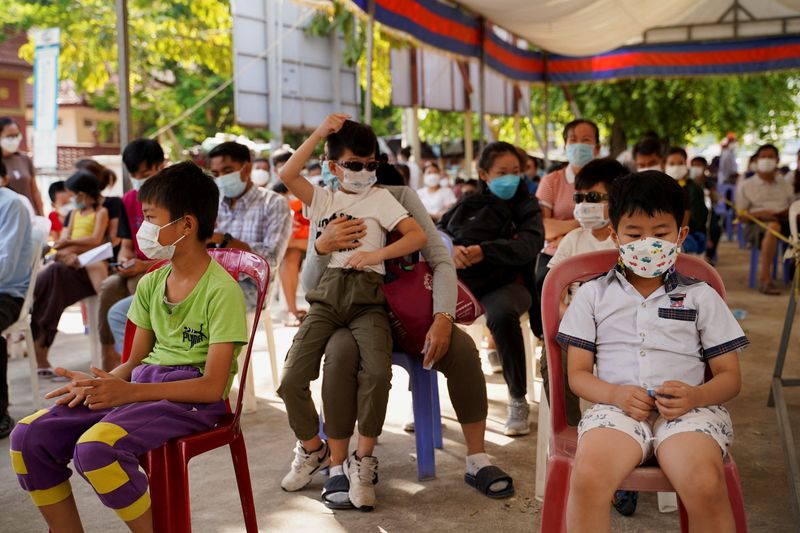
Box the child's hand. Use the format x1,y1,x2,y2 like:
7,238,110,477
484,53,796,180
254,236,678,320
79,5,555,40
44,367,95,407
73,366,134,410
654,381,699,421
345,250,384,270
612,385,655,421
314,113,351,139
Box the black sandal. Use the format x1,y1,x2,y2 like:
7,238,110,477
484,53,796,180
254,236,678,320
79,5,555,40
321,474,354,510
464,465,515,499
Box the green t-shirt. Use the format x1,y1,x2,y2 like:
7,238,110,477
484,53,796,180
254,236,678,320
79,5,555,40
127,258,248,398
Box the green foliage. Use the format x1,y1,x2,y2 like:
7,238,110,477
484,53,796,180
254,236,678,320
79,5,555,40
0,0,236,147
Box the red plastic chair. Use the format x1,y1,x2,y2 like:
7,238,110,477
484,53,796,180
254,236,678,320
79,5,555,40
121,249,269,532
539,249,747,533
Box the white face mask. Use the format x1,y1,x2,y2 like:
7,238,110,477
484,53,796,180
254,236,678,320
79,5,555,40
251,168,270,186
341,167,377,194
689,166,704,180
756,158,777,174
57,204,72,217
619,236,679,278
1,134,22,153
638,165,662,173
424,173,440,187
216,170,247,198
439,177,450,188
665,164,688,180
136,218,186,260
573,202,608,230
131,178,144,192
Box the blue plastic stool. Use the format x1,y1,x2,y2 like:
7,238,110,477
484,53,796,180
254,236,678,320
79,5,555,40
748,241,787,289
737,221,746,249
317,351,443,481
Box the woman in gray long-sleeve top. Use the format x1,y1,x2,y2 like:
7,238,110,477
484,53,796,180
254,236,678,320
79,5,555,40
300,173,515,508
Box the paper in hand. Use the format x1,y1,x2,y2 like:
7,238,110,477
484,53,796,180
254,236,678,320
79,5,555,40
78,242,113,267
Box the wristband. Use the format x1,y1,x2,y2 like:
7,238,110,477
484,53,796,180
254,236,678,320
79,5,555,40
434,311,455,323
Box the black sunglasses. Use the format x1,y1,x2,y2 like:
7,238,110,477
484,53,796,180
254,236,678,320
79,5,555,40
573,191,609,204
336,160,379,172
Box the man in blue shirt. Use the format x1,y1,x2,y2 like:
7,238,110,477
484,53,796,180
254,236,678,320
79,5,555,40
0,184,34,438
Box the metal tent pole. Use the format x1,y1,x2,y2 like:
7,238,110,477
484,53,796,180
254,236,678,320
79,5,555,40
115,0,132,190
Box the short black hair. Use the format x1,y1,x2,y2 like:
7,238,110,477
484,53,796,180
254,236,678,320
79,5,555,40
609,170,685,230
575,158,629,192
376,162,405,186
0,159,5,178
691,156,707,167
271,182,288,195
138,161,219,241
208,141,251,164
307,162,321,173
122,139,165,174
633,137,663,159
755,143,779,159
48,180,66,202
65,171,101,201
400,146,412,159
326,120,378,161
0,117,18,134
667,147,687,161
478,141,523,172
271,150,293,166
562,119,600,144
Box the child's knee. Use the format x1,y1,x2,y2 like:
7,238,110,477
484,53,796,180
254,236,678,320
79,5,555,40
73,422,127,480
570,457,609,495
679,462,727,504
9,409,51,457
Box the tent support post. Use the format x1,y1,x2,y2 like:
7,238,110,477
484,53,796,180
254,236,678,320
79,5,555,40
364,0,375,123
465,109,474,179
542,51,550,166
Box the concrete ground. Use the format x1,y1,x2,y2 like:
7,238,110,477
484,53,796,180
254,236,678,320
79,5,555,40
2,239,799,532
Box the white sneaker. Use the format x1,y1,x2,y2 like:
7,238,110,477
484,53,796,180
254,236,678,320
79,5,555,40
281,440,331,492
486,350,502,374
504,397,530,436
344,452,379,511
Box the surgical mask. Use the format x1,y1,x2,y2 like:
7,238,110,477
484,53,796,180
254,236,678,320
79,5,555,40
216,170,246,198
341,167,377,193
757,158,777,174
251,168,270,186
57,204,71,217
619,237,679,278
321,163,338,190
665,164,688,180
573,202,608,230
136,219,186,260
487,174,520,200
69,198,86,211
566,143,594,168
440,178,450,188
0,134,21,153
131,178,144,192
689,166,704,180
424,173,440,187
638,165,662,173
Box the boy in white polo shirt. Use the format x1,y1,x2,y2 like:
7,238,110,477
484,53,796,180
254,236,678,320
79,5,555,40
558,171,747,532
277,114,427,511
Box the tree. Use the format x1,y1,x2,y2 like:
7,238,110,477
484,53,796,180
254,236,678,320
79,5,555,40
0,0,246,150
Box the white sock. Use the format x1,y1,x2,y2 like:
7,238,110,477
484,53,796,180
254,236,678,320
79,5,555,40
466,453,508,493
330,464,344,477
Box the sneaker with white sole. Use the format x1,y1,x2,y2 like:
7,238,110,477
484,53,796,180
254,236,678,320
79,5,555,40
486,350,502,374
281,440,331,492
344,452,379,511
504,397,530,436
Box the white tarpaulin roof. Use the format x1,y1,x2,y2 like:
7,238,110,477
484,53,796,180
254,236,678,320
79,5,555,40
454,0,800,55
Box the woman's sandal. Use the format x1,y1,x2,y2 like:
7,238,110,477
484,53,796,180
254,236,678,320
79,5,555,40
321,474,354,510
37,367,69,382
464,465,515,499
759,282,782,295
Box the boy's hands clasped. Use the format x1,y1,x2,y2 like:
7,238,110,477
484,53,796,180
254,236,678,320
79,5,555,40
46,366,134,410
613,381,699,421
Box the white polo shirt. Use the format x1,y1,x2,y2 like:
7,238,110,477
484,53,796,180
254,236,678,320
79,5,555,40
557,267,748,391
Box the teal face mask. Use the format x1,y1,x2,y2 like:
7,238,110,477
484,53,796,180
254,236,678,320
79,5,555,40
487,174,521,200
566,142,595,168
321,162,338,190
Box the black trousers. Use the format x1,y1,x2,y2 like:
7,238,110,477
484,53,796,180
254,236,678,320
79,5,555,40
1,294,24,416
480,283,532,399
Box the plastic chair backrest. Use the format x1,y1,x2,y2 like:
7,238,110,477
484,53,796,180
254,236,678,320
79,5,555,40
541,249,726,436
121,249,269,426
15,219,51,323
789,200,800,242
437,230,454,254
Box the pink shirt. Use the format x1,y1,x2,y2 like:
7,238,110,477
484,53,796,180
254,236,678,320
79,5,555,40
536,167,576,255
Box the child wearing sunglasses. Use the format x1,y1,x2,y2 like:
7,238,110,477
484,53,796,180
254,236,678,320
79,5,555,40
276,114,427,510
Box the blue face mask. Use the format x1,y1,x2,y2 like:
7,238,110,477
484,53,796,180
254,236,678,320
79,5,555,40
487,174,521,200
566,143,595,168
216,170,247,199
321,162,339,190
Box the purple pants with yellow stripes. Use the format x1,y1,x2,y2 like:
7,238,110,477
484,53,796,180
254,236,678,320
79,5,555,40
9,364,226,522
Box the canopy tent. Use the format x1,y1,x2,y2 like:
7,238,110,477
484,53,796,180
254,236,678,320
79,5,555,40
350,0,800,83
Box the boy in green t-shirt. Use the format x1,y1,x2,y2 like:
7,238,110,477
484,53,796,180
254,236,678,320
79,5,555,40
9,161,248,532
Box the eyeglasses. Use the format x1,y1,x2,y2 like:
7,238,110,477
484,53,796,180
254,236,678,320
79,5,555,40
336,160,379,172
573,191,609,204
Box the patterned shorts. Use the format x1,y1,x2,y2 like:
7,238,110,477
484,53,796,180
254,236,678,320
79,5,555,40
577,404,734,463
